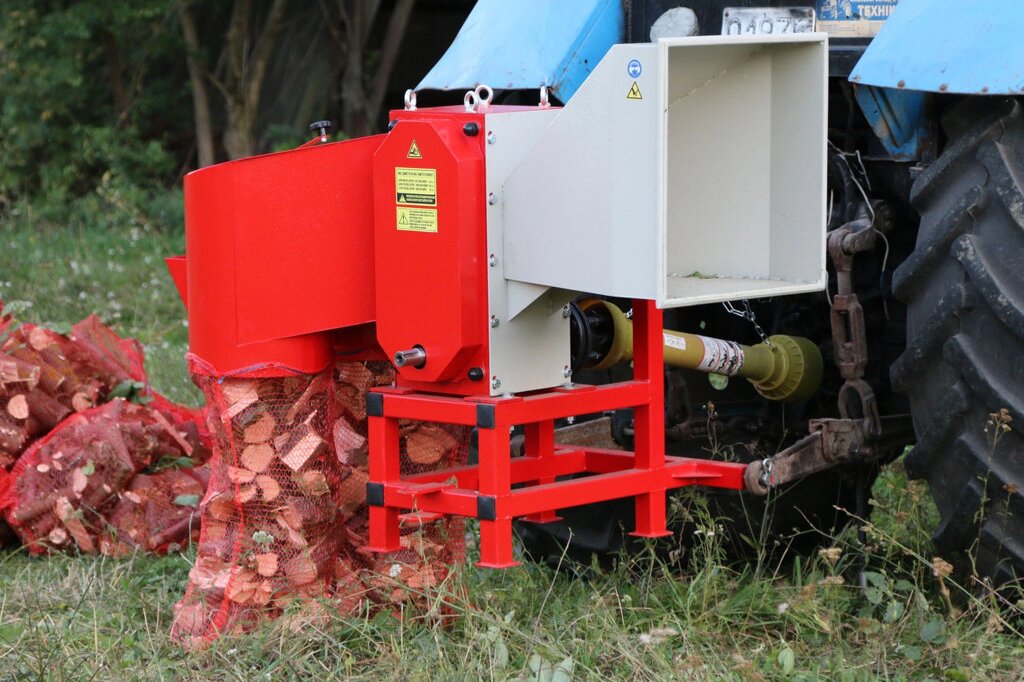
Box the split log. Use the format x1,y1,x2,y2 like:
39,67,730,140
0,356,40,391
0,414,28,454
278,423,327,471
243,413,276,444
24,390,72,431
6,394,29,420
222,380,258,418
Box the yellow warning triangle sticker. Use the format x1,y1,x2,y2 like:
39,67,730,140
398,212,408,225
626,81,643,100
407,140,422,158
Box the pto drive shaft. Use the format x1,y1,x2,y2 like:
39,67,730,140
570,299,823,403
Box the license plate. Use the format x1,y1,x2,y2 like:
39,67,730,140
722,7,816,35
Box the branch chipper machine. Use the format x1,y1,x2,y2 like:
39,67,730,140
167,31,829,567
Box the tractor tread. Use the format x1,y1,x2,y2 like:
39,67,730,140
896,98,1024,584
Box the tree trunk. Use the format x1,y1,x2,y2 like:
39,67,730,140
365,0,416,128
178,1,217,167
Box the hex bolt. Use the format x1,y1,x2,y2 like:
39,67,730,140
488,193,497,206
566,416,576,425
491,377,501,389
562,304,571,318
490,315,500,328
487,131,496,145
488,254,497,267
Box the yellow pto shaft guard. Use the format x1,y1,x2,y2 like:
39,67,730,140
579,299,823,403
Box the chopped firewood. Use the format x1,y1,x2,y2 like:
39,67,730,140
0,356,40,391
279,424,326,472
71,467,89,497
335,384,365,421
205,492,236,522
23,390,71,431
6,394,29,420
0,415,27,453
333,417,366,462
236,485,258,504
284,379,321,422
240,443,274,473
243,413,276,444
337,363,376,392
226,568,260,605
54,496,95,553
47,526,69,546
150,409,195,456
256,474,281,501
283,553,318,585
405,424,458,465
27,326,59,351
294,470,330,497
71,392,93,412
222,380,258,418
338,468,368,514
227,466,256,485
255,552,279,577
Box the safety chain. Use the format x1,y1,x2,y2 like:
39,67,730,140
722,300,773,348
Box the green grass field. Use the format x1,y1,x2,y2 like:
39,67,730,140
2,198,1023,680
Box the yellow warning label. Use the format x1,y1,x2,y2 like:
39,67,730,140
407,139,422,158
396,207,438,233
626,81,643,100
395,167,437,206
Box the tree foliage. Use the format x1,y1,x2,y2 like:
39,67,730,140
0,0,426,207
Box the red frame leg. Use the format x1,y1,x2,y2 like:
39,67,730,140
367,413,403,552
629,299,672,538
475,422,520,567
520,420,562,524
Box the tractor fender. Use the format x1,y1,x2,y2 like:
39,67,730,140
852,0,1024,95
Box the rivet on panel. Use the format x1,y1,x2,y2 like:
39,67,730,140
488,193,497,206
487,131,496,145
488,254,497,267
491,377,501,389
490,315,500,328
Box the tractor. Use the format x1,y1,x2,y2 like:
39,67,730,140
170,0,1024,585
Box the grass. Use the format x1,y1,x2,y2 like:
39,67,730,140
2,194,1024,680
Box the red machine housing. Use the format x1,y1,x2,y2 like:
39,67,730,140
372,109,490,395
172,135,382,376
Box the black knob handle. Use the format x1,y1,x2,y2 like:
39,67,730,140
308,120,333,138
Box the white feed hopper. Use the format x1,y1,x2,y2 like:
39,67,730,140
502,33,828,307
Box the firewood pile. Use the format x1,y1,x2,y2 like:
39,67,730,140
0,301,211,553
0,400,210,553
171,359,472,648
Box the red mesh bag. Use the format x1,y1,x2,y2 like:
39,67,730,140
170,358,344,648
330,361,471,615
0,399,210,554
1,303,174,469
100,464,211,556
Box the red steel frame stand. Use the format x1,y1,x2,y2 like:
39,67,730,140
365,300,748,567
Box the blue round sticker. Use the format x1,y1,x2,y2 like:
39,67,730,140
627,59,642,79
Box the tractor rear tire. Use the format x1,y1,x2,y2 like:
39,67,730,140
893,97,1024,585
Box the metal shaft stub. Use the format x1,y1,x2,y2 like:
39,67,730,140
393,346,427,369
